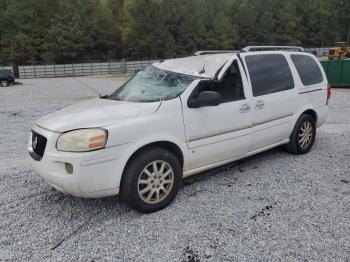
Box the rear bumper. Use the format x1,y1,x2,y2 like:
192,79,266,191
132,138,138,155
29,125,129,198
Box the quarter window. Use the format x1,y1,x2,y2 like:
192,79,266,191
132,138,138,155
291,55,323,86
245,54,294,97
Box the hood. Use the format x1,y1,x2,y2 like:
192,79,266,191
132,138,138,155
35,98,161,132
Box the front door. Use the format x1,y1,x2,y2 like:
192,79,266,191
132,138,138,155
181,60,253,169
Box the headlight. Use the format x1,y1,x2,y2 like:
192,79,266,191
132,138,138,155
57,128,108,152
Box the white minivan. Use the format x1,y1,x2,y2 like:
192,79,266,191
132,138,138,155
29,46,331,213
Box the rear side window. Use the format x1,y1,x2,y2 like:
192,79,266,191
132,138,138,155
291,55,323,86
245,54,294,97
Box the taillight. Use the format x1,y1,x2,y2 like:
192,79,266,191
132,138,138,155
326,84,332,105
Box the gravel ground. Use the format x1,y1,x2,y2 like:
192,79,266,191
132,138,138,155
0,77,349,261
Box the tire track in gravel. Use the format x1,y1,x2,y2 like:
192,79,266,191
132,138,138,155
50,210,103,250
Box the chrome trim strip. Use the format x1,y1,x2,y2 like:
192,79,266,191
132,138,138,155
253,120,290,133
253,113,293,126
188,125,252,142
190,133,249,149
298,88,322,94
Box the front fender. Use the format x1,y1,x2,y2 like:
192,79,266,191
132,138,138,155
104,98,189,188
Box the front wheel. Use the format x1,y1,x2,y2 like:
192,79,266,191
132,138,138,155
285,114,316,155
120,147,181,213
0,79,9,87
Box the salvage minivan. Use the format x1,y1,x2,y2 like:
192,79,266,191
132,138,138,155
29,46,331,213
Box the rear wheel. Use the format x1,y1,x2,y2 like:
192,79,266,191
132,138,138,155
0,79,8,87
285,114,316,155
120,147,181,213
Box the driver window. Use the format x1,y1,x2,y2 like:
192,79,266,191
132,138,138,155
213,61,245,102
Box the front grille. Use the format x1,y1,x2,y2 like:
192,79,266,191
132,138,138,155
32,131,47,158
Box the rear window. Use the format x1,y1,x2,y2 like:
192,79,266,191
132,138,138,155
291,55,323,86
245,54,294,97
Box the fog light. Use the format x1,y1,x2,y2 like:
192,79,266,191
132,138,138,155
65,163,73,174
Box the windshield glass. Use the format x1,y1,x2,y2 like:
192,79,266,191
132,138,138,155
109,65,198,102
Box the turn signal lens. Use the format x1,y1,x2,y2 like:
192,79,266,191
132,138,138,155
57,128,108,152
89,134,106,149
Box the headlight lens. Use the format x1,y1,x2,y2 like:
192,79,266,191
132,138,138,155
57,128,108,152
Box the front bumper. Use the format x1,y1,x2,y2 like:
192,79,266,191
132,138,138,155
29,125,128,198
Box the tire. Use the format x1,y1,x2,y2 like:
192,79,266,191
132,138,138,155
285,114,316,155
0,79,9,87
120,147,181,213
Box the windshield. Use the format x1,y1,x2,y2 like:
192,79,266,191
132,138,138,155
109,65,198,102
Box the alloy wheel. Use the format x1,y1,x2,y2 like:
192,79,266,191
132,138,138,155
137,160,174,204
298,121,313,149
0,80,8,87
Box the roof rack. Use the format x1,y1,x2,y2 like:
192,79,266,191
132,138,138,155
194,50,238,56
242,46,304,52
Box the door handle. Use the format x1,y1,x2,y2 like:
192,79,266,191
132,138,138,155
255,100,264,110
239,104,251,113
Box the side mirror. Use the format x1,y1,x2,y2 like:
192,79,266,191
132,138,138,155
189,91,221,108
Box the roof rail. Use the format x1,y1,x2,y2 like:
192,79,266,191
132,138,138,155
242,46,304,52
194,50,238,56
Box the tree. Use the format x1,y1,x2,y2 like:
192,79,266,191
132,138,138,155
122,0,168,58
199,0,238,50
1,0,349,64
232,0,258,47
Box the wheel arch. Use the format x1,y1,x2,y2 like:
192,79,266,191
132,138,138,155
289,108,318,138
120,141,184,188
301,109,318,124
